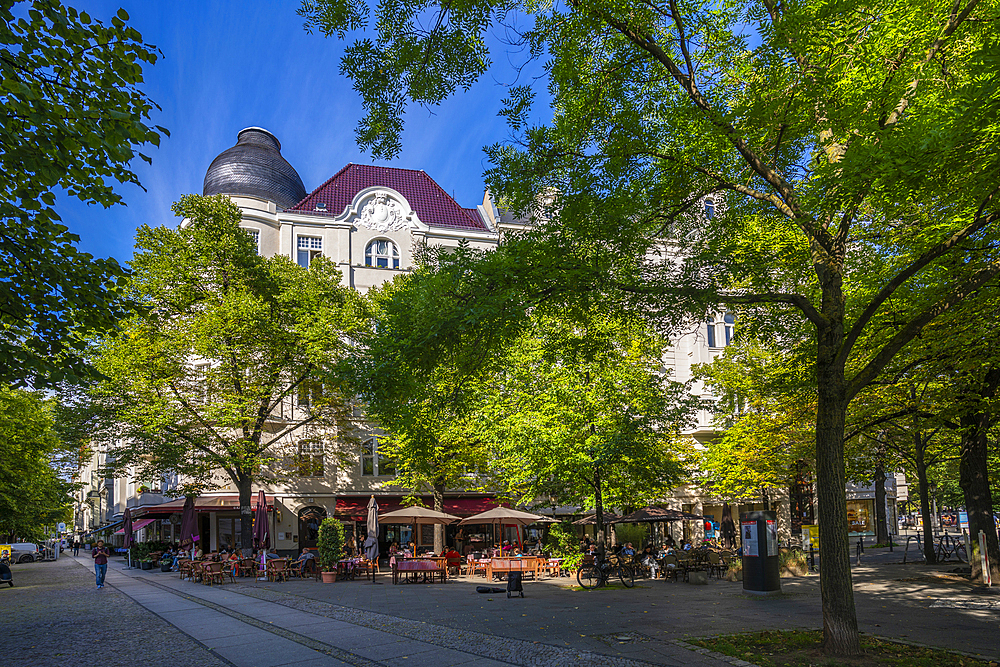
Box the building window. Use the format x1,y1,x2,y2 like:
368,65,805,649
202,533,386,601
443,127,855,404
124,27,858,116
361,436,395,476
297,441,325,477
242,227,260,254
365,239,400,269
297,236,322,268
706,312,736,348
704,197,715,220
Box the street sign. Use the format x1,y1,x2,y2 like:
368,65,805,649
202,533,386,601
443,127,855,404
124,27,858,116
57,522,66,533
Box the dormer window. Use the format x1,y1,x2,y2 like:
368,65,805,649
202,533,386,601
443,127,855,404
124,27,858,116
365,239,400,269
297,236,322,268
704,197,715,220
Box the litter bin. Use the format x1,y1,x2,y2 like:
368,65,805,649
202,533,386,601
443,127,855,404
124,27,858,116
741,510,781,596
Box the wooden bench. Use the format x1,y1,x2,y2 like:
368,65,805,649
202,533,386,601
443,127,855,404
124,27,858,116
487,557,540,581
392,559,445,584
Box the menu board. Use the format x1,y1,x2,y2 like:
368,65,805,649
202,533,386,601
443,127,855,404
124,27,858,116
766,520,777,557
742,521,758,556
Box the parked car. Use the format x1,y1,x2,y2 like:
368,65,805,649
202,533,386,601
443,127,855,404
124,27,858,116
10,543,39,563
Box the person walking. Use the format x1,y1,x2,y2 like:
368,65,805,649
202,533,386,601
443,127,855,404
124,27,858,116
72,539,80,557
92,540,109,588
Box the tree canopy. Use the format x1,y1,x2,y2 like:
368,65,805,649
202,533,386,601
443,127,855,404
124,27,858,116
0,0,166,387
0,385,74,540
302,0,1000,653
90,195,365,551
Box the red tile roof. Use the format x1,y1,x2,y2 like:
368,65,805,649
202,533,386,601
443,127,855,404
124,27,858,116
289,164,489,232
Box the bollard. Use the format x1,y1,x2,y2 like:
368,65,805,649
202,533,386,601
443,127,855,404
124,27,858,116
809,543,815,571
856,537,863,565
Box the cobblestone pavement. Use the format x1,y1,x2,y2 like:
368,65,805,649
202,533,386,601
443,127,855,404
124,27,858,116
56,556,741,667
5,556,231,667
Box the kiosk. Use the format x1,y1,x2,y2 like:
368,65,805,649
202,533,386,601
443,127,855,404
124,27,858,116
741,510,781,595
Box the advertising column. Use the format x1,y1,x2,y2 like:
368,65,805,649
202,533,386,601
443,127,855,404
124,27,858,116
741,510,781,595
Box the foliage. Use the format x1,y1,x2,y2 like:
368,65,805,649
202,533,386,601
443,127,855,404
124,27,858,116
88,195,365,550
351,242,526,525
130,540,171,562
0,0,166,387
308,0,1000,653
317,517,345,571
693,630,993,667
613,523,648,548
696,341,816,500
0,386,75,539
482,310,697,517
544,522,580,558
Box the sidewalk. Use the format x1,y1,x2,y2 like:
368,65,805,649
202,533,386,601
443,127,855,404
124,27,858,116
77,556,739,667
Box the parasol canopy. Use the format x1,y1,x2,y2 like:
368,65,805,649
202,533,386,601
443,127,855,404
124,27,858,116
253,489,270,550
364,495,379,562
178,496,200,548
378,506,460,525
572,511,622,525
122,508,134,550
457,507,552,527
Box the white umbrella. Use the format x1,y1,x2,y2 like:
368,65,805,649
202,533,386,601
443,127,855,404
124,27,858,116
379,506,459,556
458,507,553,549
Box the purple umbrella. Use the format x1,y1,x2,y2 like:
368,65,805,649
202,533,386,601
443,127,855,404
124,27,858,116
122,508,134,568
179,496,200,549
253,491,269,577
364,496,379,584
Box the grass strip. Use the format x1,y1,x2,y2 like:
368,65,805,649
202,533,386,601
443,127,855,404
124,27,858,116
691,630,997,667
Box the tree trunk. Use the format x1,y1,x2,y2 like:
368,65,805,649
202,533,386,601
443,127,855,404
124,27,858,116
815,284,862,656
959,410,1000,583
237,473,254,556
432,481,445,554
873,463,888,546
914,445,936,564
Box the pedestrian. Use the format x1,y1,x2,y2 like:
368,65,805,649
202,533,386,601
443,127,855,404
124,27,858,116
92,539,109,588
73,539,80,557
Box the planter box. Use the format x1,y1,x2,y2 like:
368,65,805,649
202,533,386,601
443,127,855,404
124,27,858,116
161,562,173,572
141,561,153,570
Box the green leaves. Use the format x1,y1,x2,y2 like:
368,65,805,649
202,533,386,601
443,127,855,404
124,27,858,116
0,0,165,388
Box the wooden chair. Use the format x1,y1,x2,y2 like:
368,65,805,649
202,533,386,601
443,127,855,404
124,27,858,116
203,561,226,586
177,559,193,580
266,558,288,582
660,554,681,581
707,551,726,578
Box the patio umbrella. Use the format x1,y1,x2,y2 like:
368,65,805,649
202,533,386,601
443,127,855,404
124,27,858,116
458,507,552,550
364,496,379,584
378,506,459,555
122,508,133,568
572,511,622,525
178,495,199,549
253,490,269,578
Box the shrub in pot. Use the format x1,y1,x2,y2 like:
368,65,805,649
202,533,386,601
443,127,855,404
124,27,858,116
317,517,345,582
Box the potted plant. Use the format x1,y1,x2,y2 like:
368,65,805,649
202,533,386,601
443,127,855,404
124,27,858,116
317,517,345,583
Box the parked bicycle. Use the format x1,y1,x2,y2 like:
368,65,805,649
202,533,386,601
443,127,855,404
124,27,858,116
577,553,635,589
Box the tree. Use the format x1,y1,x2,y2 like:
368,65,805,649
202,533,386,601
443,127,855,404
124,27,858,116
0,385,75,540
1,0,166,387
352,243,524,552
303,0,1000,653
481,310,697,539
696,340,816,503
91,195,364,553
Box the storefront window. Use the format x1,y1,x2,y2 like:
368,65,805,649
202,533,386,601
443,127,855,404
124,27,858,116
847,499,873,533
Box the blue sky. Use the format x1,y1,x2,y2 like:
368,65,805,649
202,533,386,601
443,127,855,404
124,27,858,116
59,0,538,263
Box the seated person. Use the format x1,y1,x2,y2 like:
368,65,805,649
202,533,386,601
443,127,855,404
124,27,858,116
264,548,280,560
620,542,636,557
641,546,660,578
296,549,316,574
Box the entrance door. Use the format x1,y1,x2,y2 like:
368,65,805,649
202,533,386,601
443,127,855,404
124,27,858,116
298,506,326,550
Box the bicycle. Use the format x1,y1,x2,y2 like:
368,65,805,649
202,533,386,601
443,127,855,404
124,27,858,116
577,553,635,589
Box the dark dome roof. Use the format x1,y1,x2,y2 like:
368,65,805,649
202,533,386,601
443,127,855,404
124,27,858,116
203,128,306,210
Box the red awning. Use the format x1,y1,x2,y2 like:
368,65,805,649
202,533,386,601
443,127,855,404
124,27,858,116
334,496,504,520
134,495,274,517
113,518,157,534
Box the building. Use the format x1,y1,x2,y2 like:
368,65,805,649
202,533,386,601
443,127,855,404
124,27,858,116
76,127,895,552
